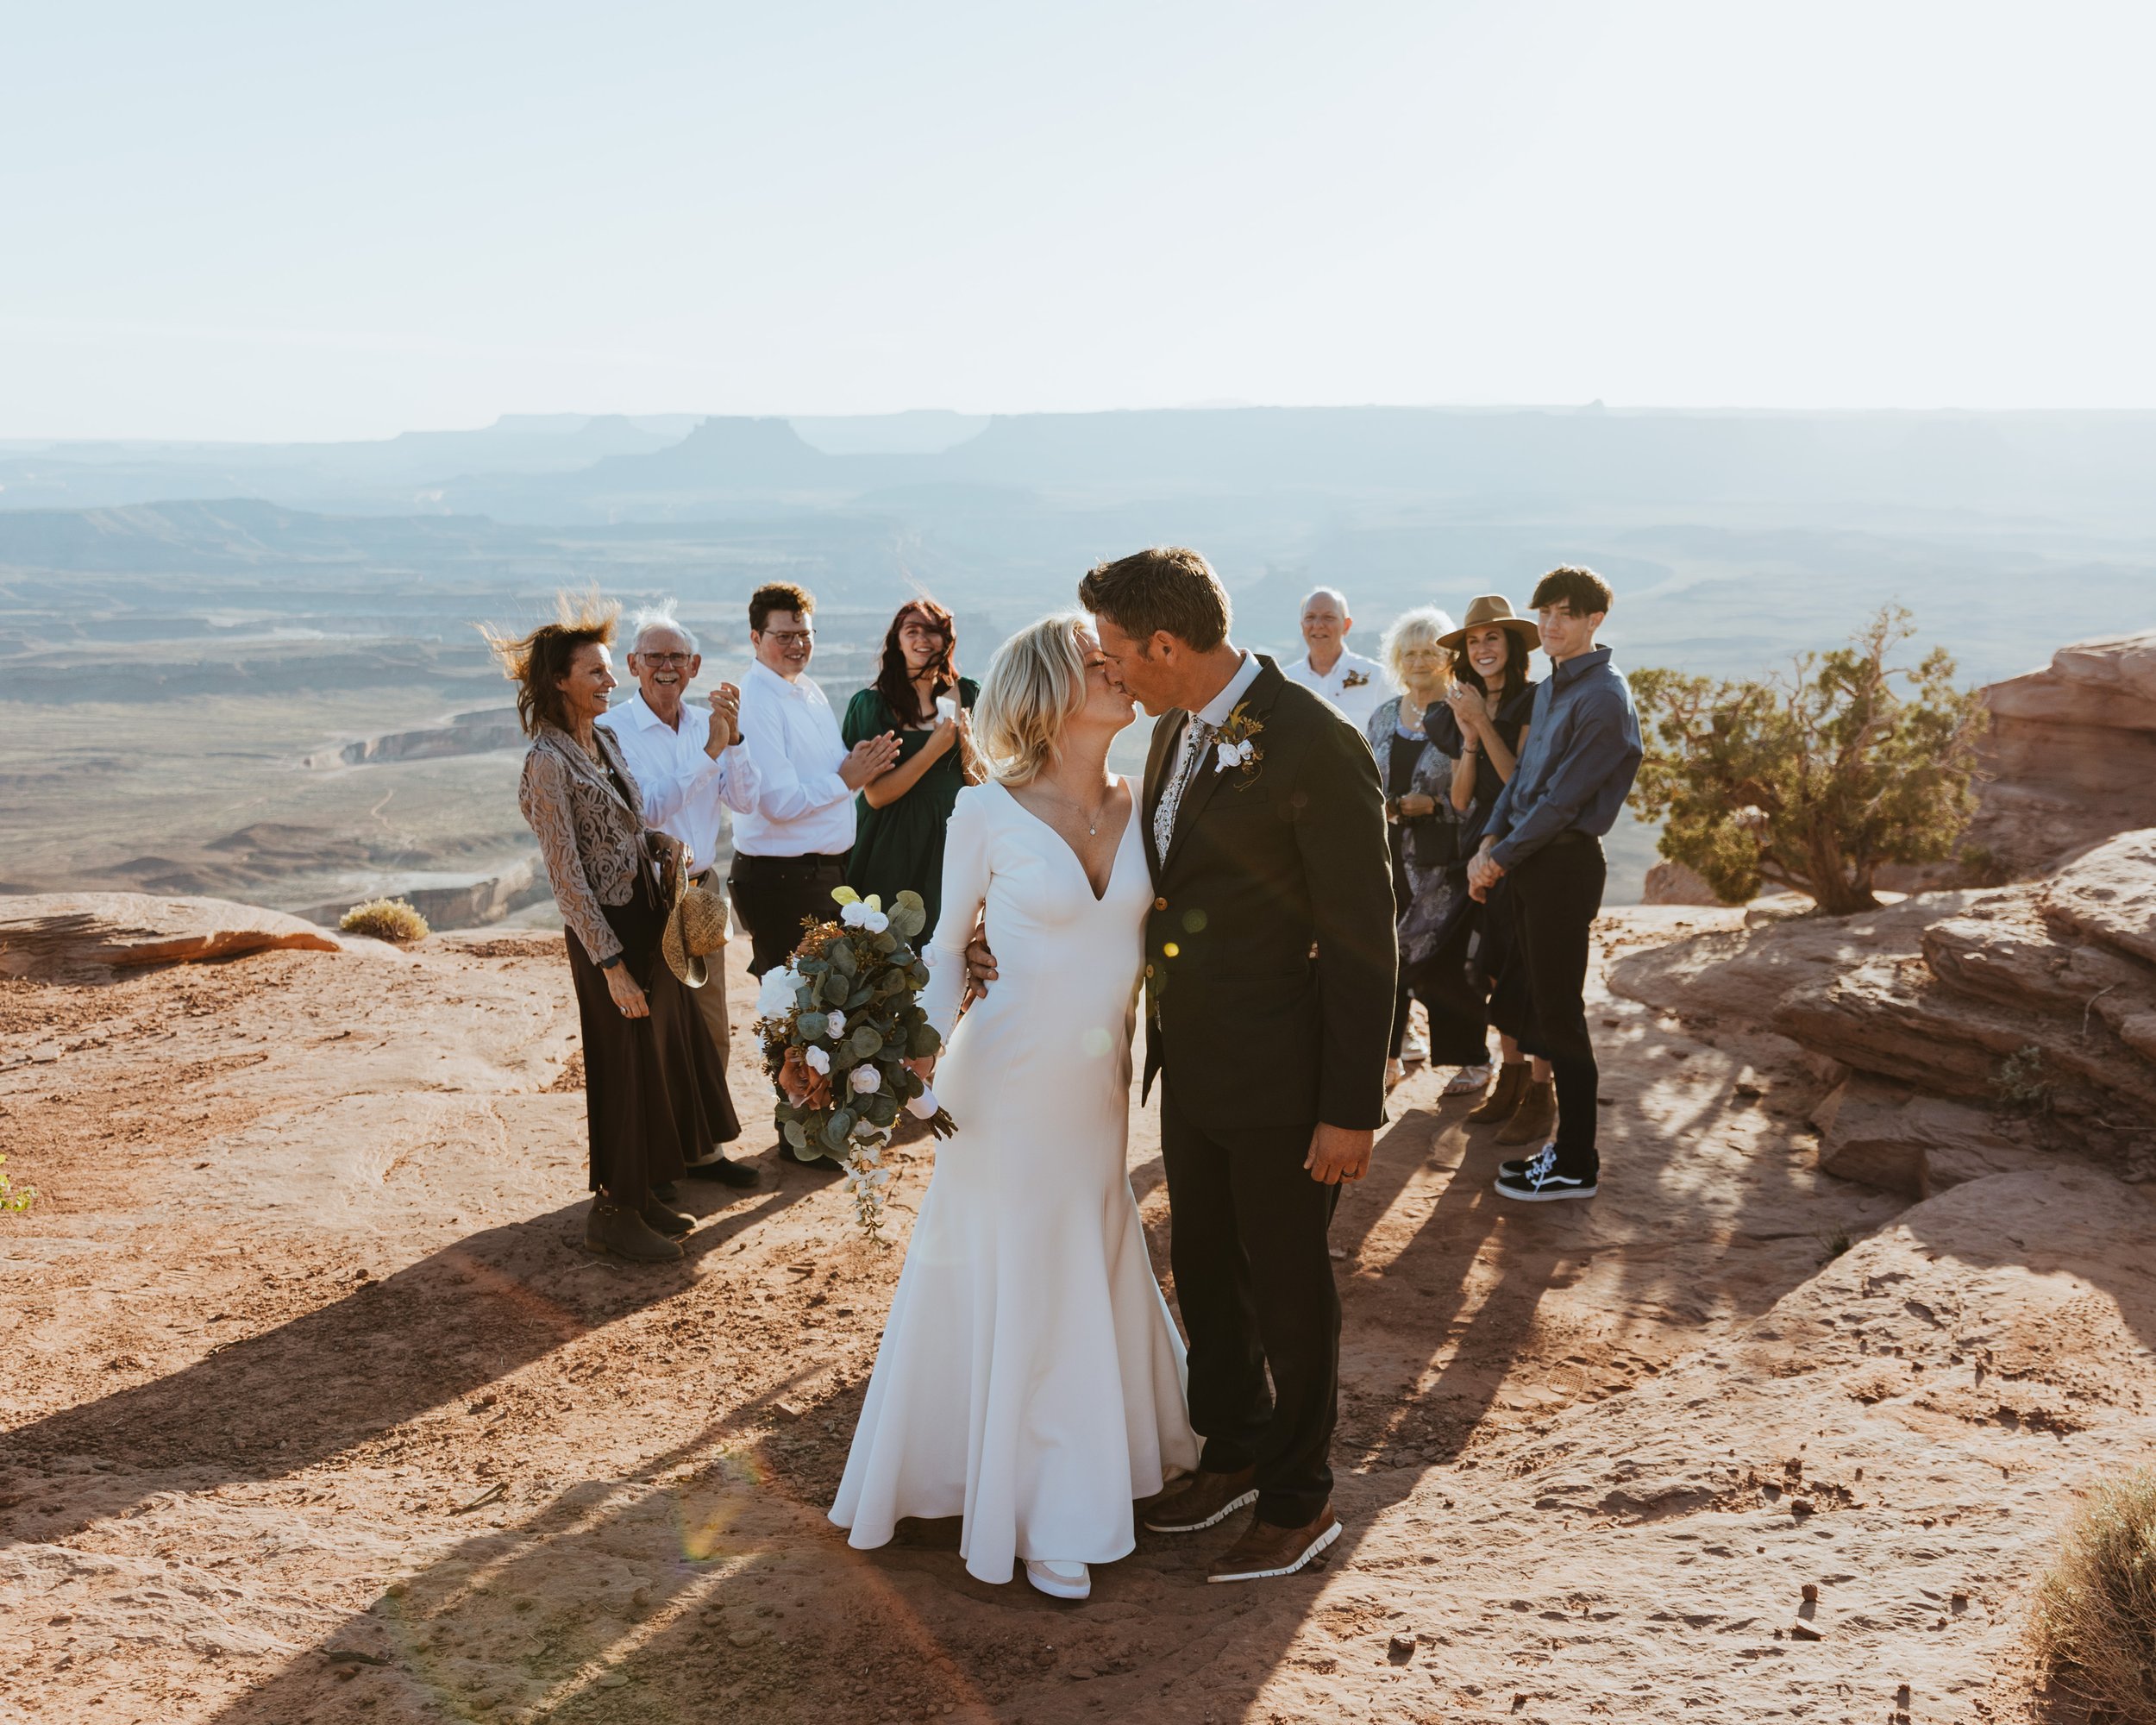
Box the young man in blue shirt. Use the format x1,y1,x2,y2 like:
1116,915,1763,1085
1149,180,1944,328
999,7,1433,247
1468,567,1643,1201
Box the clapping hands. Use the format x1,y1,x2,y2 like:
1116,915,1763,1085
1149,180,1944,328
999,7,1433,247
841,731,904,789
704,682,743,755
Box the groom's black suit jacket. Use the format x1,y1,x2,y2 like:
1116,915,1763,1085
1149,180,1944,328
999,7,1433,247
1139,655,1396,1132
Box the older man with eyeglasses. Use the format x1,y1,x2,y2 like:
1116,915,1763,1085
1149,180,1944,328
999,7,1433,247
730,583,902,1167
596,605,763,1189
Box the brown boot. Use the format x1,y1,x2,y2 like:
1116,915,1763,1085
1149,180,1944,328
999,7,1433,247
1495,1077,1557,1145
1466,1062,1527,1124
641,1196,694,1239
584,1200,683,1263
1207,1501,1343,1584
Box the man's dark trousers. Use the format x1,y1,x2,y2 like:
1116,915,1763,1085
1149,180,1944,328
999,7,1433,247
728,852,849,978
1508,832,1607,1174
1160,1077,1340,1529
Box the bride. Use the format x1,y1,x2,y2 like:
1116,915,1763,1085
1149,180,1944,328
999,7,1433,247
829,614,1199,1600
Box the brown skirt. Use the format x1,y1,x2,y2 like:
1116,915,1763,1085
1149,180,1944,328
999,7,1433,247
565,872,740,1201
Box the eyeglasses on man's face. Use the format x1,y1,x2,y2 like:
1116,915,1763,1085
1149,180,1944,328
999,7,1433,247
636,651,694,668
761,629,815,647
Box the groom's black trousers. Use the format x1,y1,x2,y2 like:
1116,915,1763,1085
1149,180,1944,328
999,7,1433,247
1160,1080,1341,1530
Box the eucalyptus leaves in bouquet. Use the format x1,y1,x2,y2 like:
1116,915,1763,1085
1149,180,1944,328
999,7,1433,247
754,887,956,1237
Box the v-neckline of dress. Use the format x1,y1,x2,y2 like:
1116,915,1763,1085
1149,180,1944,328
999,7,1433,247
997,778,1133,905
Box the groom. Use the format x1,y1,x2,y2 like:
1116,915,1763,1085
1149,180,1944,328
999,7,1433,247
1083,546,1395,1583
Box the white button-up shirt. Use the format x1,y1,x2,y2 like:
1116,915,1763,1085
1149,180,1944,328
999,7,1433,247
596,689,761,875
1155,650,1265,859
732,658,856,857
1283,646,1387,730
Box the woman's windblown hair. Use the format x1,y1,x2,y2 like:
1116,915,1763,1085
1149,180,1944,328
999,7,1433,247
973,612,1088,786
873,597,959,724
481,589,619,737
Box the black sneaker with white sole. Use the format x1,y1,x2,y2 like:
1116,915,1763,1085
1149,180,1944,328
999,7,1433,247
1494,1144,1598,1201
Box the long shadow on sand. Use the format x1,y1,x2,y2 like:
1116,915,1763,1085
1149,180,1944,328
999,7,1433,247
148,1040,1926,1725
0,1178,809,1546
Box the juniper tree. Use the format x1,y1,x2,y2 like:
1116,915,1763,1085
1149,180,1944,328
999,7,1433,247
1628,607,1987,915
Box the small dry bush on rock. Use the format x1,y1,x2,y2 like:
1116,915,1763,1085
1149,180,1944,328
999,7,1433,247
339,898,430,944
2029,1465,2156,1722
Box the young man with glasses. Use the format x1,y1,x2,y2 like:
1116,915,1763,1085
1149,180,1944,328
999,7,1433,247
730,584,901,1163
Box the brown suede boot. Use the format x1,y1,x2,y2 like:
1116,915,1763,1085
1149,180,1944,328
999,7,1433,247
584,1200,683,1263
1495,1077,1557,1145
641,1196,694,1239
1466,1062,1527,1125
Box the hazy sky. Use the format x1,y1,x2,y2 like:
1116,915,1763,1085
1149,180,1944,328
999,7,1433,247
4,1,2152,441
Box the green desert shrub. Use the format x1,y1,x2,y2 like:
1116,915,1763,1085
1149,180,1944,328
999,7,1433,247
2028,1465,2156,1722
0,1154,33,1215
339,897,431,944
1629,607,1988,915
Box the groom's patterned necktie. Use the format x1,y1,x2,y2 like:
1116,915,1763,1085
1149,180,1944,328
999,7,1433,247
1153,716,1214,862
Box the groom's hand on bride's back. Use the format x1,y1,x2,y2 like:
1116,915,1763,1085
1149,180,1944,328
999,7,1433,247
1305,1123,1374,1185
962,914,998,1004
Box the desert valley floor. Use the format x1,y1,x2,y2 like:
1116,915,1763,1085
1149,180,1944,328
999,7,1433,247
3,913,2153,1725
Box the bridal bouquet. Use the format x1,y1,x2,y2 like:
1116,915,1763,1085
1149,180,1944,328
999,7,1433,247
753,886,956,1238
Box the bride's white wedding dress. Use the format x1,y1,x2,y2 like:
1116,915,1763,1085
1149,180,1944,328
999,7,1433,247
829,778,1200,1584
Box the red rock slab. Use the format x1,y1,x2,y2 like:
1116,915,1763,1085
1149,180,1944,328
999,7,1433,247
0,892,342,975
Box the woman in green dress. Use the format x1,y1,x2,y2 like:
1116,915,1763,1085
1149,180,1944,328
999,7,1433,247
843,598,983,936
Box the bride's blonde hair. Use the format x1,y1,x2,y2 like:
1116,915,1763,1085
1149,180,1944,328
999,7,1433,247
974,612,1089,786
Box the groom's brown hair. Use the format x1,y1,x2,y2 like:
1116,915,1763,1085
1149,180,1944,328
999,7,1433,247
1079,546,1232,653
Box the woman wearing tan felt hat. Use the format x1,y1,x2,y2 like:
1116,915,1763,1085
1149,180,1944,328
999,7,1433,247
1424,593,1557,1143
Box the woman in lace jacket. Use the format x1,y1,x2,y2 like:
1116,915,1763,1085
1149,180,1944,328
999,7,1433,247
489,595,742,1264
1365,609,1487,1095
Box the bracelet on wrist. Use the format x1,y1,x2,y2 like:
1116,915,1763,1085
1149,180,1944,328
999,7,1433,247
597,952,624,970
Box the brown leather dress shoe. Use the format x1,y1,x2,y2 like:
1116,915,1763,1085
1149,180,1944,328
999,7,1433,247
1141,1466,1257,1534
1207,1502,1343,1584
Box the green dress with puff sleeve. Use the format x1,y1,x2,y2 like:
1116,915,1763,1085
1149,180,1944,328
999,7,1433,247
841,677,978,938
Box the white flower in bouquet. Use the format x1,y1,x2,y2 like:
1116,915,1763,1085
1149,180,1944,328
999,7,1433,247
906,1086,940,1120
849,1063,881,1095
841,1138,896,1234
755,963,802,1019
804,1044,830,1076
839,900,889,933
825,1009,846,1038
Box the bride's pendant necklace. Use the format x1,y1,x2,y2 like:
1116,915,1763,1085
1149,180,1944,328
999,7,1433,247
1050,783,1109,835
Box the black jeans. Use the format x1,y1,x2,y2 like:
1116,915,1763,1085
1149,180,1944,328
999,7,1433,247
728,851,850,977
1161,1078,1340,1529
1507,833,1607,1169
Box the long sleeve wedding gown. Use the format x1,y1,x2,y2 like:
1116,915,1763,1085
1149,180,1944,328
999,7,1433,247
828,779,1200,1584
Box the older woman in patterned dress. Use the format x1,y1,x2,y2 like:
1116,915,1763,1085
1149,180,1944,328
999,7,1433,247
1365,608,1489,1095
488,595,741,1264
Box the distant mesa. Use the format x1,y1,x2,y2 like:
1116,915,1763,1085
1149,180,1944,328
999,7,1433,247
312,706,524,768
298,856,551,933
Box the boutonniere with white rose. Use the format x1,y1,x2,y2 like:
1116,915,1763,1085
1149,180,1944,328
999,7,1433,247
1211,703,1265,788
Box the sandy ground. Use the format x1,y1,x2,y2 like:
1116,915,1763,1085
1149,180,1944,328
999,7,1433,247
3,913,2152,1725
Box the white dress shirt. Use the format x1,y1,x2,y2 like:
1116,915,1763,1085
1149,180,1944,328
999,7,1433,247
732,658,856,856
1154,650,1264,859
596,689,761,875
1283,646,1387,730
